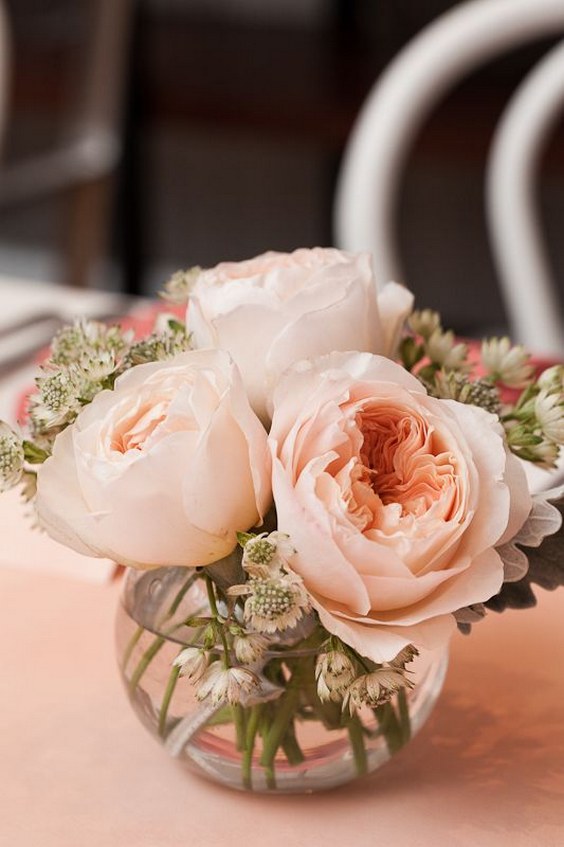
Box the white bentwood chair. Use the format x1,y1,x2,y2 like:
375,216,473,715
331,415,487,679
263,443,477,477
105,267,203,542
334,0,564,357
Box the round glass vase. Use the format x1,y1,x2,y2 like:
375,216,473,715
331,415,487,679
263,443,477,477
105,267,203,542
116,566,448,794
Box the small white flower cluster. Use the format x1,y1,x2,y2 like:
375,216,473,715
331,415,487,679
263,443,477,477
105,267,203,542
315,642,417,714
428,370,500,415
124,317,191,366
28,319,134,441
342,668,413,715
481,337,534,388
503,364,564,469
171,533,310,708
50,319,130,369
406,310,469,372
0,423,24,492
24,315,190,456
173,648,260,707
160,267,201,305
29,369,84,430
229,532,311,634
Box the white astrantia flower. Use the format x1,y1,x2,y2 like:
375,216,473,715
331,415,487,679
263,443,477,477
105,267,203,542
173,647,209,683
232,632,268,665
50,319,132,368
343,669,413,715
535,390,564,444
195,663,259,706
242,531,296,574
161,267,201,305
481,337,534,387
430,371,500,414
315,651,356,703
30,369,82,428
526,438,560,469
78,350,118,382
408,309,441,341
241,573,310,634
426,329,468,370
0,423,24,492
388,645,419,669
538,364,564,394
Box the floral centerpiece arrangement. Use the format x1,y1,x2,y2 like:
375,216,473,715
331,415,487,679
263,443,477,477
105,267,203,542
1,248,563,793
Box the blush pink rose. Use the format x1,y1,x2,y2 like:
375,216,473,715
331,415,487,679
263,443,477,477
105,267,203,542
269,352,532,662
186,248,413,422
35,350,271,569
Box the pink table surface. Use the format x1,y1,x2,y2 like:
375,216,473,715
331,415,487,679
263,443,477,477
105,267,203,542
1,565,563,847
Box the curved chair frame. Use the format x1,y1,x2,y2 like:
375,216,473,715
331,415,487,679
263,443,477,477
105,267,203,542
487,39,564,355
335,0,564,354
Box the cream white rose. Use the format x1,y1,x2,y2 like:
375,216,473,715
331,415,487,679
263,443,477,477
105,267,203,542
269,352,532,662
186,248,413,421
35,350,271,569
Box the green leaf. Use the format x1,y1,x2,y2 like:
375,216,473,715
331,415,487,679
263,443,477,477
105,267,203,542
236,531,256,548
167,318,187,334
486,496,564,613
183,616,214,628
22,441,49,464
399,337,425,371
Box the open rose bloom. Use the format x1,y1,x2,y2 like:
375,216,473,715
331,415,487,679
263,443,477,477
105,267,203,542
35,350,271,569
270,353,533,661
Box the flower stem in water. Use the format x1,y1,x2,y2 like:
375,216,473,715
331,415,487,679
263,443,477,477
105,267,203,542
397,688,411,744
128,635,165,696
241,705,261,790
374,700,407,756
121,625,144,672
346,713,368,776
259,661,308,787
126,571,200,696
158,663,181,738
232,703,247,752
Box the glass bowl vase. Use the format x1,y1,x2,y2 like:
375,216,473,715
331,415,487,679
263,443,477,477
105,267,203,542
116,566,448,794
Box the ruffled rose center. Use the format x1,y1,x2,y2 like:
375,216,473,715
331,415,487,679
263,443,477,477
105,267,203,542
110,400,170,453
343,407,460,535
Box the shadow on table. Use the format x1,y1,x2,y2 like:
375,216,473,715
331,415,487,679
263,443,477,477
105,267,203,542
233,657,564,836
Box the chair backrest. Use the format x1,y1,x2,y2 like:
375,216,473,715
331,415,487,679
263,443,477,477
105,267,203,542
486,39,564,356
334,0,564,356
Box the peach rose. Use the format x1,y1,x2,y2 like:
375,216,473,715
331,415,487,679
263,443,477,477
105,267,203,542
35,350,271,569
269,353,532,661
186,248,413,422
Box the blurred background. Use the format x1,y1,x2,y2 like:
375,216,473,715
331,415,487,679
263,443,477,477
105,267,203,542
1,0,564,335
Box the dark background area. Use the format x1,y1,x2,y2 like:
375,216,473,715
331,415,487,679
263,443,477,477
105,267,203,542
1,0,564,335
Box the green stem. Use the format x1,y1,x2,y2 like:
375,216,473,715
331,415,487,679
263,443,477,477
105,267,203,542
158,663,181,738
124,570,198,692
346,713,368,776
121,625,144,672
232,704,247,753
204,573,230,667
242,705,261,790
281,720,305,766
128,635,165,696
259,662,309,784
164,571,199,621
264,763,276,791
374,701,405,756
397,688,411,745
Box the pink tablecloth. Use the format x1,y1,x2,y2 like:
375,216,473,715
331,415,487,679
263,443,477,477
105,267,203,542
1,565,563,847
